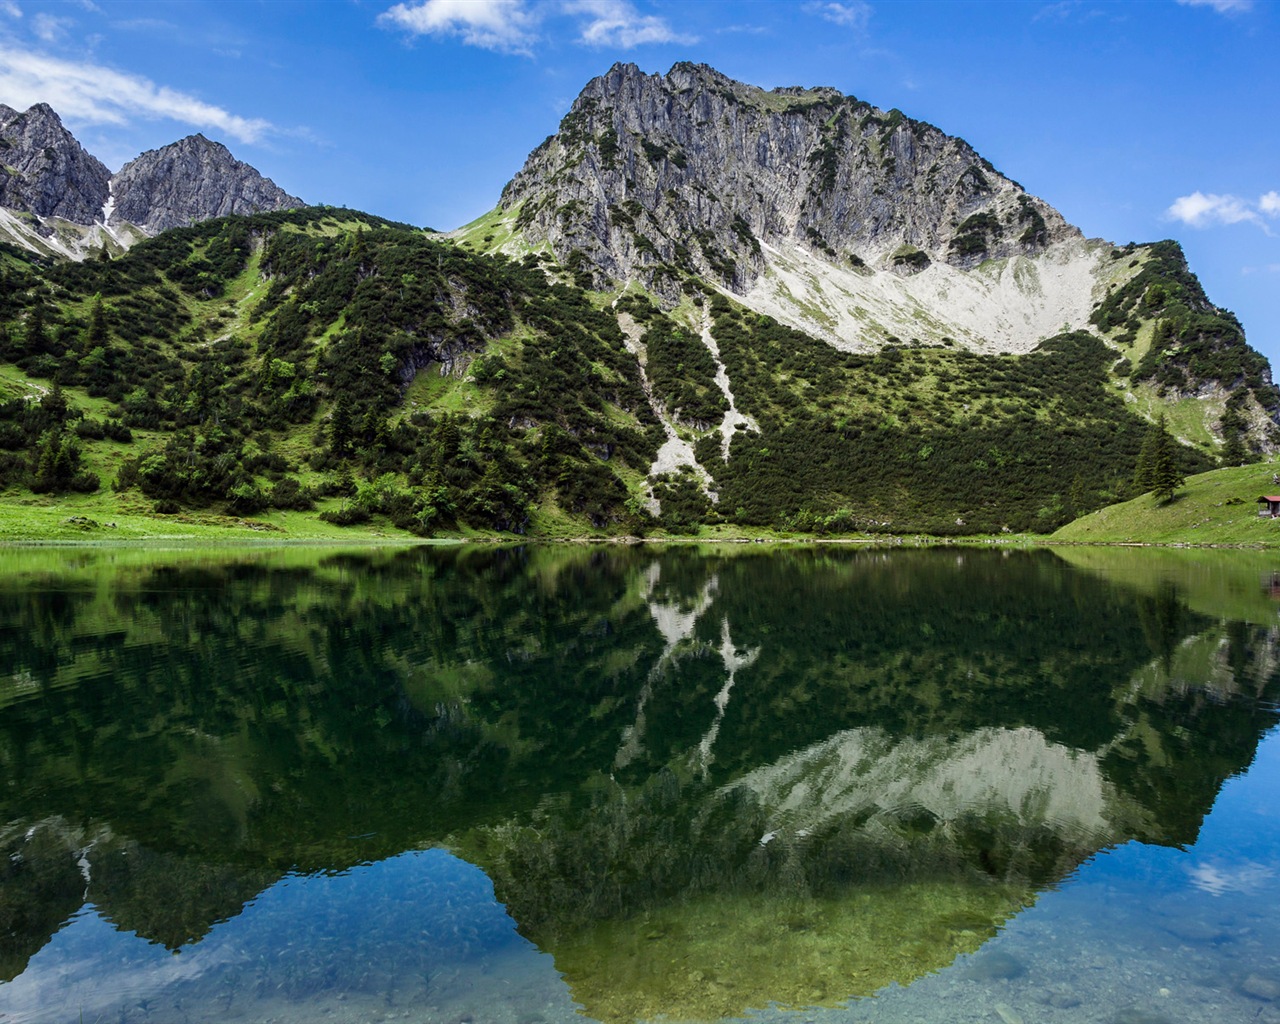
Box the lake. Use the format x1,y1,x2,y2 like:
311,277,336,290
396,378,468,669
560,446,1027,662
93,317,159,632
2,542,1280,1024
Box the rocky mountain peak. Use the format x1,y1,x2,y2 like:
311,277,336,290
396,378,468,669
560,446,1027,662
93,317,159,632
498,62,1078,302
109,133,303,234
0,101,302,257
0,101,111,223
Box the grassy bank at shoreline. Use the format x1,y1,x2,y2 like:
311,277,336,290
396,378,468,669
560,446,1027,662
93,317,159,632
1051,461,1280,546
9,458,1280,547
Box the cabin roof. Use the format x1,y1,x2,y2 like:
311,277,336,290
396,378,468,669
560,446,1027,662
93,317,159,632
1257,496,1280,503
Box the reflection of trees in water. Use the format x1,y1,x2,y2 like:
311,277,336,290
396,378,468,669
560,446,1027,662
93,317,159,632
1138,580,1187,676
0,546,1279,971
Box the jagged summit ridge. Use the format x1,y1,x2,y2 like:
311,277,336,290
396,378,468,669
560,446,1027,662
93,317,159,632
0,102,302,258
110,134,303,234
0,102,111,223
499,61,1079,300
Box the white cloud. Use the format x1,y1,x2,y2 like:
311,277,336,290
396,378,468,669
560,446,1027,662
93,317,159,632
1175,0,1254,12
378,0,539,54
804,1,872,30
566,0,691,47
1166,191,1259,227
1166,190,1280,231
0,46,275,143
32,12,72,41
378,0,690,52
0,0,20,18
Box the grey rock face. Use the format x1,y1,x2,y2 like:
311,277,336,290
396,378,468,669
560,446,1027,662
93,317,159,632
501,63,1079,299
109,134,302,233
0,103,111,222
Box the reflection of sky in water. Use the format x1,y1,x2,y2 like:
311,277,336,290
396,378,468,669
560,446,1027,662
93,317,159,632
0,849,580,1024
7,733,1280,1023
822,727,1280,1024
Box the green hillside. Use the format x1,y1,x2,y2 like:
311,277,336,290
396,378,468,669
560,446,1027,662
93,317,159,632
0,206,1253,541
1052,461,1280,545
0,208,663,539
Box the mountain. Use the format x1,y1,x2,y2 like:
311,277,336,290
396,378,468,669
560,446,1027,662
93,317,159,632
108,134,303,234
0,102,110,224
0,103,301,260
462,62,1278,452
0,65,1276,539
496,63,1078,316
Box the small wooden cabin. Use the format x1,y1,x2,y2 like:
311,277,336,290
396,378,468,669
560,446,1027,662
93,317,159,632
1257,496,1280,518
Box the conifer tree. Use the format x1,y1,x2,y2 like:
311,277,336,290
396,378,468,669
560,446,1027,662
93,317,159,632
24,302,48,356
87,295,109,348
1133,414,1185,503
1219,391,1250,466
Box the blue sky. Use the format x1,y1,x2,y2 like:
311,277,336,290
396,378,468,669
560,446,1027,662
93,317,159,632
1,0,1277,365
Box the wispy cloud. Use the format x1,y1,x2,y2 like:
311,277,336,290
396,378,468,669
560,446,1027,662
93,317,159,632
1175,0,1254,13
567,0,691,47
0,0,20,18
32,12,72,41
1166,190,1278,229
0,46,275,143
1034,1,1079,19
804,1,872,31
1033,2,1110,23
378,0,691,53
1187,859,1273,895
378,0,538,55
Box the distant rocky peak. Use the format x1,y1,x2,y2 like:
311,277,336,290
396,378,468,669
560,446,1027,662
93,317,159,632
0,101,111,223
498,62,1077,301
109,134,303,234
0,100,302,257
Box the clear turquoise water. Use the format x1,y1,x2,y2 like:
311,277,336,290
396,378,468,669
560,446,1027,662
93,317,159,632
2,544,1280,1023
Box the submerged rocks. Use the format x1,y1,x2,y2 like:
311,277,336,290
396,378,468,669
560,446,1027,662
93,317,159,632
1241,973,1280,1001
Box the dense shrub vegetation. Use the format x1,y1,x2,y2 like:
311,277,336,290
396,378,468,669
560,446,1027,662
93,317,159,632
1093,241,1279,421
0,208,658,533
705,299,1211,533
0,210,1249,537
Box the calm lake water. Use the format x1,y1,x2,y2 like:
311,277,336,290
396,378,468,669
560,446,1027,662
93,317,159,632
2,542,1280,1024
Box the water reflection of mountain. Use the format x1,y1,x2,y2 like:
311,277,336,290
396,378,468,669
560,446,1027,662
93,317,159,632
1,546,1278,1019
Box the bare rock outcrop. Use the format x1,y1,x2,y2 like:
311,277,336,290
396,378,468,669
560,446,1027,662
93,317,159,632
0,104,302,256
500,62,1079,300
109,134,302,234
0,102,110,223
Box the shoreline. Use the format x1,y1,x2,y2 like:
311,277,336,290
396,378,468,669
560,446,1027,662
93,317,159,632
2,532,1278,550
